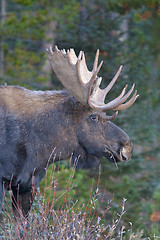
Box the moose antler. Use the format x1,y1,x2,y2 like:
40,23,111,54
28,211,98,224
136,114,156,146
47,46,138,118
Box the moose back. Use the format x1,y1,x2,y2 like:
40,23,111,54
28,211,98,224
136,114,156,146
0,47,138,217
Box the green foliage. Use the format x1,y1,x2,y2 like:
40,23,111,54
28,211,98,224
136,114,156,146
40,163,95,208
107,0,160,12
0,0,53,88
153,187,160,205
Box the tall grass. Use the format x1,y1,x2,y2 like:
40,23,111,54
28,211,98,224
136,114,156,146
0,162,151,239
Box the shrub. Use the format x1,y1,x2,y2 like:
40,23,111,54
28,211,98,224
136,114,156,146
0,163,133,240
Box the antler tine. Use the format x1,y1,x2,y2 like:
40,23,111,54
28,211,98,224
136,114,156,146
67,48,78,65
49,46,54,55
92,49,99,72
89,84,127,108
76,51,94,85
100,83,136,111
78,51,83,60
103,65,123,96
87,60,103,103
55,45,59,52
103,111,118,121
103,84,128,108
88,65,123,108
89,83,135,110
113,90,139,111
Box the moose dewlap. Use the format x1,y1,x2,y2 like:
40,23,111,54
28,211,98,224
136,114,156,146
0,46,138,217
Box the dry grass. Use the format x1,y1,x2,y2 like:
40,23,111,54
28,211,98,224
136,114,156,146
0,163,147,239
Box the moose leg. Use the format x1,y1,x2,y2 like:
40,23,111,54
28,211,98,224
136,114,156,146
12,189,36,218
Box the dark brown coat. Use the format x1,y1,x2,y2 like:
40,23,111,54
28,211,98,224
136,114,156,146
0,85,133,217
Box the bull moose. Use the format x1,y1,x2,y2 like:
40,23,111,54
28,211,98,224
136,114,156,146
0,46,138,218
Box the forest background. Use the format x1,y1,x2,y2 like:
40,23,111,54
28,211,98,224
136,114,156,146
0,0,160,238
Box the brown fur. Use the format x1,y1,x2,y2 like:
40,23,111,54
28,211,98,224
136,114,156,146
0,86,66,116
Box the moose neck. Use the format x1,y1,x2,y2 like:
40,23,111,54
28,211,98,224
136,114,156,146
25,89,79,164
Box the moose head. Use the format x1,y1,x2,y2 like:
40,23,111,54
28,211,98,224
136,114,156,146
47,46,138,168
0,46,138,218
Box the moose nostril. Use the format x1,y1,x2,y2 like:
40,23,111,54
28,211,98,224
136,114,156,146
122,154,127,161
121,147,132,161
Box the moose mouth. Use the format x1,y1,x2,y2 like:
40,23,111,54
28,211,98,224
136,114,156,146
103,150,119,163
103,146,129,163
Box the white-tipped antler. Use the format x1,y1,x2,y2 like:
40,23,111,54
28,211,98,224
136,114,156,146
47,46,139,118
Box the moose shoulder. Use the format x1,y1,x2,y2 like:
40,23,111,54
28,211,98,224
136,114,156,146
0,47,138,218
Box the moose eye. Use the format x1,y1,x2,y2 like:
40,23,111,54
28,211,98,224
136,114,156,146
90,114,99,122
